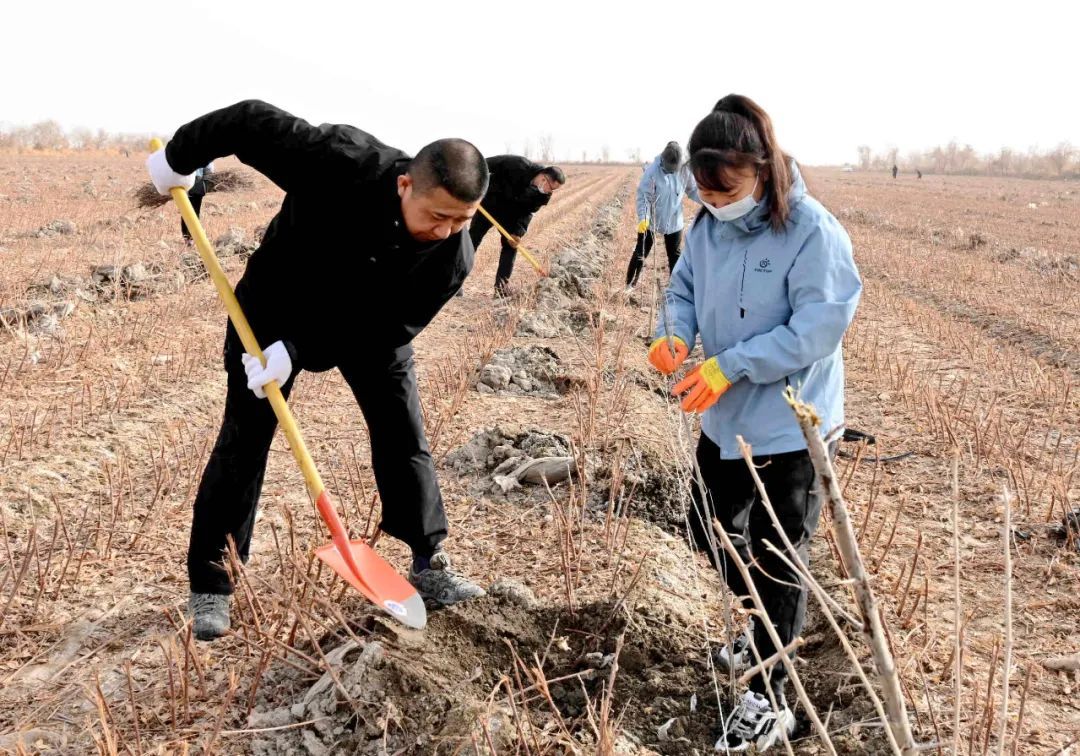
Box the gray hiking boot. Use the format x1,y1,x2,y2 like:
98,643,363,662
187,592,231,641
408,550,486,607
713,619,754,673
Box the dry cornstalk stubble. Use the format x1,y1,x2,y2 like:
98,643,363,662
785,386,918,754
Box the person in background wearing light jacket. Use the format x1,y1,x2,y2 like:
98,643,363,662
625,141,700,292
647,94,861,753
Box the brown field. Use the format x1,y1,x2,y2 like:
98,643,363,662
0,153,1077,754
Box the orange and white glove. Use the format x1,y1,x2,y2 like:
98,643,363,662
672,357,731,413
648,336,688,375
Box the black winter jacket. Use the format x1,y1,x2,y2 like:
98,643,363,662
483,155,551,221
166,99,474,371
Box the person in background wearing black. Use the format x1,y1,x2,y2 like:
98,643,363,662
180,162,214,245
467,155,564,297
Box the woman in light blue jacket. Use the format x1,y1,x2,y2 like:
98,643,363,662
647,94,861,753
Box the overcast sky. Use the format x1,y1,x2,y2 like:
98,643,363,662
5,0,1077,165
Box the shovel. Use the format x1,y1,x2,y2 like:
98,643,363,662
148,138,426,629
476,204,547,276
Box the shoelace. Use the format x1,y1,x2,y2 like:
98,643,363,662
190,594,223,612
730,698,769,738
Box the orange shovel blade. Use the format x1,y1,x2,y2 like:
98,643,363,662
315,540,427,629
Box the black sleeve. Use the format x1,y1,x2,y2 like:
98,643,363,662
483,156,514,199
485,155,541,202
282,339,302,369
165,100,353,194
506,212,533,238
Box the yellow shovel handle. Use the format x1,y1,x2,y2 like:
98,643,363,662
476,204,546,276
149,138,325,502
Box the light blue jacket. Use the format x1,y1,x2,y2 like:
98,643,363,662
656,165,861,458
636,155,701,235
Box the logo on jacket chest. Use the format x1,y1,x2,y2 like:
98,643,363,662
753,257,773,274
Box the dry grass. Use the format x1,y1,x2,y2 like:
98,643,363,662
816,169,1080,753
133,169,258,209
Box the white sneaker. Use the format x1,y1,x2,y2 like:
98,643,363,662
713,619,754,673
715,690,795,752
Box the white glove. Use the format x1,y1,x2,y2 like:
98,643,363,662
241,341,293,398
146,147,196,196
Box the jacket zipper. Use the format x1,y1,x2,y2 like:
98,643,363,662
739,248,748,318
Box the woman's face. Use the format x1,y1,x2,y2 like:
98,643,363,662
698,165,764,209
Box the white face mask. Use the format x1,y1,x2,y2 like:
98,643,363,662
703,176,759,222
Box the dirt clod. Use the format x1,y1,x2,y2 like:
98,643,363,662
477,345,564,396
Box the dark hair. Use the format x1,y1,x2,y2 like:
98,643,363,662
660,141,681,170
539,166,566,185
409,139,489,202
688,94,795,231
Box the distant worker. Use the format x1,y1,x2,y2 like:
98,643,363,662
468,156,565,298
891,164,898,179
626,141,700,292
916,168,923,179
181,162,214,245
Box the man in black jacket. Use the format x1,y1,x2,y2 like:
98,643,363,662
146,100,489,640
467,155,564,297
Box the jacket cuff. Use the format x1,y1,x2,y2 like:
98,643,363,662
282,339,301,370
654,327,693,349
715,350,746,383
164,141,197,176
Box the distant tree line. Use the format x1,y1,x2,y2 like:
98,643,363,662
0,120,157,154
854,141,1078,178
0,122,647,164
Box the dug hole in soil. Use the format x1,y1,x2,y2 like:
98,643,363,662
246,582,726,754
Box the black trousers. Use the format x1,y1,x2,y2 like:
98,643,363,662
187,326,448,595
181,191,204,240
468,210,532,290
688,433,829,699
626,230,682,287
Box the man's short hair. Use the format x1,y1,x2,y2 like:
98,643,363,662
409,139,489,202
539,165,566,185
